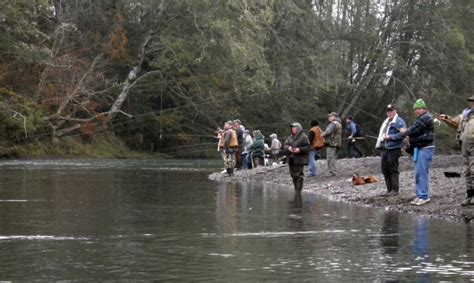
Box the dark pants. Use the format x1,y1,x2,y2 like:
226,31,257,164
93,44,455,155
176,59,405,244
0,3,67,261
234,148,242,169
381,149,401,192
348,139,363,158
289,159,305,191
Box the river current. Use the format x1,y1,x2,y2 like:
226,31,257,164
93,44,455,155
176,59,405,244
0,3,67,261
0,159,472,281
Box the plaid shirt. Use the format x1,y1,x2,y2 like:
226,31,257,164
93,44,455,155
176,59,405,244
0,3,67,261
406,112,435,147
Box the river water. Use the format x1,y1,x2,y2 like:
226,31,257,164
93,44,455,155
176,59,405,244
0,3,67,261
0,159,472,281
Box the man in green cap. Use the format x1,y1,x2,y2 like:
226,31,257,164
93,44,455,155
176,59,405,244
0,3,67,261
399,99,435,206
439,95,474,206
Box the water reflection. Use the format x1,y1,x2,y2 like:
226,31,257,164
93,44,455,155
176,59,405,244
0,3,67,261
0,160,472,281
412,217,429,283
380,211,400,256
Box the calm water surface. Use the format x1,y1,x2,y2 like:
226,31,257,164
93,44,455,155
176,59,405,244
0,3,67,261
0,159,472,281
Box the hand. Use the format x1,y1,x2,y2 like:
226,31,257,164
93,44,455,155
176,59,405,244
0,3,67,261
294,147,300,153
398,128,407,135
439,114,447,120
383,134,390,141
348,135,353,139
288,146,293,152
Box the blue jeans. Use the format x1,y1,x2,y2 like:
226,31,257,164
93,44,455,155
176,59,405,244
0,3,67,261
414,147,434,200
308,149,317,176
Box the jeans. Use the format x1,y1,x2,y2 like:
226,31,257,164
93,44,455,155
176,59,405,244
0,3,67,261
242,153,249,169
308,149,317,176
414,147,434,200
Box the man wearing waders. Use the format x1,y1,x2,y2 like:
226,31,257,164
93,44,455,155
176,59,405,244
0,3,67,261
223,121,238,176
375,104,406,196
284,122,311,192
439,95,474,206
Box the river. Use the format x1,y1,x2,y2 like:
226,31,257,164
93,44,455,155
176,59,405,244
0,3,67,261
0,159,472,281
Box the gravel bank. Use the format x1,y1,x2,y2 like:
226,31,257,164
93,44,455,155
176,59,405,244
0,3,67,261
209,155,474,223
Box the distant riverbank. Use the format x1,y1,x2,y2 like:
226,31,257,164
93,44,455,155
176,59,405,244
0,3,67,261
210,155,474,223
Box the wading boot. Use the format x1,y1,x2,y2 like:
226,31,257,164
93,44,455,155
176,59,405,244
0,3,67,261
386,175,399,196
461,190,474,206
461,197,474,206
380,176,392,197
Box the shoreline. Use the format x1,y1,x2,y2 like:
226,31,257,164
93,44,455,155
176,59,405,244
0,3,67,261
209,154,474,223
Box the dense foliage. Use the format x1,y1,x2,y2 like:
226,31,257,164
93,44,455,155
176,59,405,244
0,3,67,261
0,0,472,158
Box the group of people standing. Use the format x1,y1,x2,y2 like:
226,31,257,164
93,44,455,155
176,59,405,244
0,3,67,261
283,97,474,207
217,119,282,176
217,96,474,208
283,112,351,192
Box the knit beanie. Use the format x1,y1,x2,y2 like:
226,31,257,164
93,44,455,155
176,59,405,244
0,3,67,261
413,98,427,109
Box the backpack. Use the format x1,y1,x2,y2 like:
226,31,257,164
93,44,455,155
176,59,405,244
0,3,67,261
354,123,362,137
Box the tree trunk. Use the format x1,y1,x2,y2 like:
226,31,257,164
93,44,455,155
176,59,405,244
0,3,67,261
107,33,152,120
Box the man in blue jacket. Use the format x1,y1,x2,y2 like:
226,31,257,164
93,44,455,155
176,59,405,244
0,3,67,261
375,104,406,196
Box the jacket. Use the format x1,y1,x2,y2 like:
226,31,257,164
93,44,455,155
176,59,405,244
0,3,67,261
406,112,434,148
379,115,406,150
444,108,474,156
284,123,311,166
444,109,474,144
224,129,239,151
250,132,265,158
322,120,342,148
308,126,324,149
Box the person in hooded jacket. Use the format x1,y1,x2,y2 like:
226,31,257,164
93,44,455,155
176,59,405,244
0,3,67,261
284,122,311,192
249,130,265,167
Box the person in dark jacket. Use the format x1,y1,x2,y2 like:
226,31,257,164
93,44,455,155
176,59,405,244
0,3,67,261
399,99,435,206
249,131,265,167
284,122,311,192
375,104,406,196
346,116,363,158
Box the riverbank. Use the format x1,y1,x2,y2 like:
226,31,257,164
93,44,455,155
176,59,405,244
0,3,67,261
209,155,474,223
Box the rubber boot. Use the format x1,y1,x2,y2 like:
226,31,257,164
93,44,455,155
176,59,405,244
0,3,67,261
380,175,392,196
226,168,234,176
387,175,399,196
461,189,474,206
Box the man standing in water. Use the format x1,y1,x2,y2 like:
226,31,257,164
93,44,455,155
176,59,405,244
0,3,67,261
284,122,311,192
375,104,406,196
439,95,474,206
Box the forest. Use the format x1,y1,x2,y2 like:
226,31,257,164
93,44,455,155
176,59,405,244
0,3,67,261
0,0,473,158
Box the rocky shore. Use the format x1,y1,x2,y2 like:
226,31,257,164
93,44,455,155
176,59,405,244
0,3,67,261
209,155,474,223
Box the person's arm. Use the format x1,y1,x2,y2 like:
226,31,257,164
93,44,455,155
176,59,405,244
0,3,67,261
439,113,462,130
350,123,357,137
308,131,315,143
298,135,312,154
322,123,335,138
387,118,406,141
